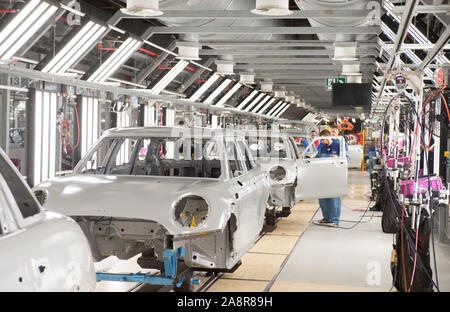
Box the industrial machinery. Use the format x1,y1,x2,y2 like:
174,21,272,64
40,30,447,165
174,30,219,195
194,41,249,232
372,70,449,292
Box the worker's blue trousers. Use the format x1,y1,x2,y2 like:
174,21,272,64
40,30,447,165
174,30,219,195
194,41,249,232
319,197,341,225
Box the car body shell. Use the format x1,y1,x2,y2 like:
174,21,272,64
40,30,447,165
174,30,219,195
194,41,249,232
0,148,96,291
34,127,271,270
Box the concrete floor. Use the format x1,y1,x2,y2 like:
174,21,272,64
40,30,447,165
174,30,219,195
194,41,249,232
268,170,450,292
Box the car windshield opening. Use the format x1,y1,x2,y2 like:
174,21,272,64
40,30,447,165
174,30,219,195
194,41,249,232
78,137,222,179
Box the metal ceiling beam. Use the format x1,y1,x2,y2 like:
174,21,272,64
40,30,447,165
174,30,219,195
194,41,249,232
418,26,450,70
383,43,450,50
136,40,177,84
376,0,419,104
179,58,216,92
391,4,450,14
235,64,375,71
145,26,381,35
0,64,281,120
118,9,374,19
234,57,376,64
201,40,377,48
200,48,378,56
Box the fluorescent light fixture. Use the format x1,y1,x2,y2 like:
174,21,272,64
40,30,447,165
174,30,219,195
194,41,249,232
380,22,435,77
34,90,42,186
81,97,100,158
274,104,290,118
88,37,142,83
250,95,271,113
60,3,86,17
266,101,284,116
0,1,58,59
33,90,57,186
242,93,264,111
257,98,276,114
144,40,177,57
204,79,232,104
108,24,126,34
271,103,288,117
108,77,146,88
236,90,258,110
115,105,131,165
215,82,242,106
151,60,189,95
144,103,156,126
189,73,220,102
43,21,107,74
384,0,448,65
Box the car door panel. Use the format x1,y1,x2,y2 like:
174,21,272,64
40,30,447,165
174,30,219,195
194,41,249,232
295,136,348,200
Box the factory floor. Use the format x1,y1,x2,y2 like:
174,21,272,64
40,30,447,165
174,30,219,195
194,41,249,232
95,170,450,292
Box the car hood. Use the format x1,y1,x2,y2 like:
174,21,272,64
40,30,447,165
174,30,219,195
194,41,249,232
34,175,231,235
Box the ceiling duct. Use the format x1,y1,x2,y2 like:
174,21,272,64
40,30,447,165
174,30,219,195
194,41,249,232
274,87,286,99
176,41,201,61
121,0,163,16
176,34,201,61
240,71,256,85
333,42,358,61
342,63,361,76
260,80,273,92
295,0,376,42
156,1,287,42
251,0,292,16
285,92,296,103
216,55,234,75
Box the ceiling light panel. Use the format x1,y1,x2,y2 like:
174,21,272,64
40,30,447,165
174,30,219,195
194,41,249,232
189,73,220,102
242,93,265,111
250,95,271,113
266,101,284,116
204,79,232,104
43,21,108,74
151,60,189,95
257,98,277,114
274,104,290,118
215,82,242,107
236,90,258,110
87,37,142,83
0,0,58,59
271,103,289,117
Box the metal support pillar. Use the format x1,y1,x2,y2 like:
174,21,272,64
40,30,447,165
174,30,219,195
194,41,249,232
0,74,9,153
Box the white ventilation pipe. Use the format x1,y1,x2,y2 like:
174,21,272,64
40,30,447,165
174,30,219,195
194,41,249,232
295,0,376,42
251,0,292,16
121,0,163,16
260,80,273,92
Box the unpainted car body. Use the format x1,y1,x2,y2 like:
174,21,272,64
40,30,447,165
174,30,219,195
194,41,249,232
348,144,364,169
34,127,271,271
0,147,95,291
241,129,349,208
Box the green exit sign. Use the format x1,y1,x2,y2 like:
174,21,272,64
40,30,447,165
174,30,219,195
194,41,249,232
326,77,347,91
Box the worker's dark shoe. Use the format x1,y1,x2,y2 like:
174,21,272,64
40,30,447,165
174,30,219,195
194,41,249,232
318,219,328,224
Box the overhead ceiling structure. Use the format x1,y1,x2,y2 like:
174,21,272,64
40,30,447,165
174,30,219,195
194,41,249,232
0,0,447,122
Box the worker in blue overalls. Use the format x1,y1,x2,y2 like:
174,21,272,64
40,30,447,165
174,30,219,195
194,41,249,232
316,129,342,228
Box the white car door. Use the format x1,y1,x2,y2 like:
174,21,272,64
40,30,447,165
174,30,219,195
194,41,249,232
225,139,258,254
295,136,348,200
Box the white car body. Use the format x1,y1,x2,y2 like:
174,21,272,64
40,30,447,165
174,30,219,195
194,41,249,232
348,144,364,169
0,148,95,291
34,127,271,271
241,129,348,208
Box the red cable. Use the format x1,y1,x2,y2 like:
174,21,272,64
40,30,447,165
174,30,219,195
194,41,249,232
68,97,80,152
